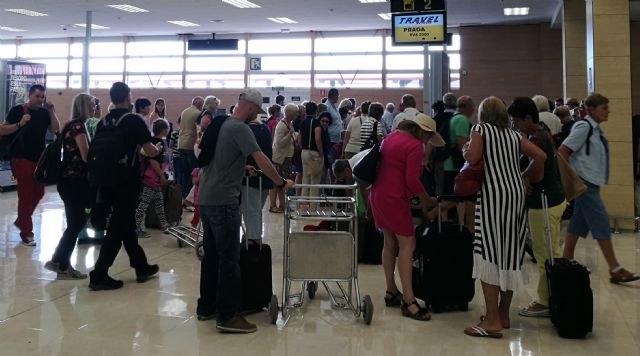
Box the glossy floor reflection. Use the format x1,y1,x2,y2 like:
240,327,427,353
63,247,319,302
0,187,639,355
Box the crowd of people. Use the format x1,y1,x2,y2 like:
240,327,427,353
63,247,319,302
1,82,639,336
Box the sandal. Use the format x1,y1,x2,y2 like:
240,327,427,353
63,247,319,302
401,299,431,321
610,268,640,284
269,207,284,214
480,315,511,329
384,290,403,307
464,326,503,339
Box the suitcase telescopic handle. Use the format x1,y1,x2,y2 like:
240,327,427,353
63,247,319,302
436,195,466,233
540,190,554,267
243,173,263,251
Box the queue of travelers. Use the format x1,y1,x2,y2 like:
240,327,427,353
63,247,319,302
1,82,638,336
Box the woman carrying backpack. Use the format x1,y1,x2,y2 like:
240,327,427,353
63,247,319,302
44,93,94,280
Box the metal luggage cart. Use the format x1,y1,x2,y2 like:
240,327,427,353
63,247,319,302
270,183,373,326
166,223,204,261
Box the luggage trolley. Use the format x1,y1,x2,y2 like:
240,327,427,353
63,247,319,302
271,183,373,326
166,223,205,261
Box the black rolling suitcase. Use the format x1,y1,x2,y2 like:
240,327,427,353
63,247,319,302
541,192,593,338
239,176,274,313
360,215,383,265
412,197,474,312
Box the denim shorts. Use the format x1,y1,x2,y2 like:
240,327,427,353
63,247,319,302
567,181,611,240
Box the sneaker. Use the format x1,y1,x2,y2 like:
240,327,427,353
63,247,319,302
216,315,257,334
44,260,64,273
21,236,36,246
57,266,87,280
136,264,159,283
610,268,640,284
89,271,124,291
518,302,550,318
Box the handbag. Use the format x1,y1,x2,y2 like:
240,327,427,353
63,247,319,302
556,154,587,201
454,159,484,196
352,142,381,188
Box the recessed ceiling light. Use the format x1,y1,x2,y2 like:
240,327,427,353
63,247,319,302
75,23,111,30
106,4,149,13
378,13,391,20
167,20,200,27
267,17,297,24
222,0,261,9
210,19,224,23
359,0,387,3
0,26,25,32
504,7,529,16
5,9,48,16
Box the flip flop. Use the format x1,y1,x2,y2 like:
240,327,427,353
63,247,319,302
480,315,510,329
464,326,503,339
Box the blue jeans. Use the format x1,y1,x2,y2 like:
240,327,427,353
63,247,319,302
178,149,197,198
197,205,241,323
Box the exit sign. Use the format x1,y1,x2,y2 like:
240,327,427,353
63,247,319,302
391,0,445,13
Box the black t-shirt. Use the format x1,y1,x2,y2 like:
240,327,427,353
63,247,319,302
244,122,274,190
299,116,321,152
97,108,152,180
5,104,51,162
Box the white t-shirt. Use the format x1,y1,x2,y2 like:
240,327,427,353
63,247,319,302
392,107,420,130
539,111,563,135
345,115,364,154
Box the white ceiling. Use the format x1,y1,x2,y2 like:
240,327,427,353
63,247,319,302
0,0,562,40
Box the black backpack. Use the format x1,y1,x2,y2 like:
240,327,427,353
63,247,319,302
197,115,231,168
34,134,64,184
432,113,465,169
87,113,135,187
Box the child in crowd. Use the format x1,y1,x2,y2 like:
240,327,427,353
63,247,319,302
135,119,171,236
189,168,201,227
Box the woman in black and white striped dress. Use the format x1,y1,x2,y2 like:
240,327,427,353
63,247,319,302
462,97,546,339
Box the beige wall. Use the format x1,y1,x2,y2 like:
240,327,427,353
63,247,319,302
632,21,640,115
458,24,563,104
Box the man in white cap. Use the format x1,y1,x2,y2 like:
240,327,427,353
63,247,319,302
196,88,293,334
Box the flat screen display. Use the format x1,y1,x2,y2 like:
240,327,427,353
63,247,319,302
392,12,447,45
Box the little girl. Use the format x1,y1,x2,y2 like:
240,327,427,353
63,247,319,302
135,119,171,236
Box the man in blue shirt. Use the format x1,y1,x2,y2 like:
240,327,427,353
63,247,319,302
324,88,343,168
559,93,639,284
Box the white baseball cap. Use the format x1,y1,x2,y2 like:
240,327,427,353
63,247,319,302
239,88,267,114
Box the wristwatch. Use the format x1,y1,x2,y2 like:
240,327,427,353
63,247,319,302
15,122,21,129
277,177,287,188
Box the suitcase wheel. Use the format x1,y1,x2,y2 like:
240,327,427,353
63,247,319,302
307,282,318,300
177,238,185,248
196,241,205,261
362,295,374,325
269,295,279,325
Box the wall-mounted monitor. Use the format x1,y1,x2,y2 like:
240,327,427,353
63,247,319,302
392,11,447,45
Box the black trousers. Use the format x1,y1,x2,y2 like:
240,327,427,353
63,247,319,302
53,178,90,270
93,182,149,275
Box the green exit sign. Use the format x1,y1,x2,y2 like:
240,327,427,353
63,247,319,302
390,0,445,13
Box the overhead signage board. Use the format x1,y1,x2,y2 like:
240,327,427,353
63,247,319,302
392,12,447,45
390,0,445,13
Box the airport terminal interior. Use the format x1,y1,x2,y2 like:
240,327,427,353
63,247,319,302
1,0,639,355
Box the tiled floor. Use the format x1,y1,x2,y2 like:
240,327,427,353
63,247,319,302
0,187,639,355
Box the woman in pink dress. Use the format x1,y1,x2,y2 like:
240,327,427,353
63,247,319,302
369,114,444,321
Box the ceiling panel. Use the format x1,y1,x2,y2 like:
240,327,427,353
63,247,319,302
0,0,561,40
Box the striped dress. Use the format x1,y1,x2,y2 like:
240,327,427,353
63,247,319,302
473,123,528,291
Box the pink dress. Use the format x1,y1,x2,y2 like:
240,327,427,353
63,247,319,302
369,131,425,237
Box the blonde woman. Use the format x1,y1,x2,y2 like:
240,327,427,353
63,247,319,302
462,97,546,339
198,96,220,132
44,93,94,280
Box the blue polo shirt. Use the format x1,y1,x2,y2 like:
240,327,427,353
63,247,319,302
561,116,609,186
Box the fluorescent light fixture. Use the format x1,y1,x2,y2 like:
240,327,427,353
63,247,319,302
5,9,48,16
267,17,297,24
0,26,25,32
504,7,529,16
75,23,111,30
359,0,387,3
106,4,149,13
222,0,261,9
378,13,391,20
167,20,200,27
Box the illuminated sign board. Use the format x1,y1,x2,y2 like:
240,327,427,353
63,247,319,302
392,12,447,45
390,0,446,13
